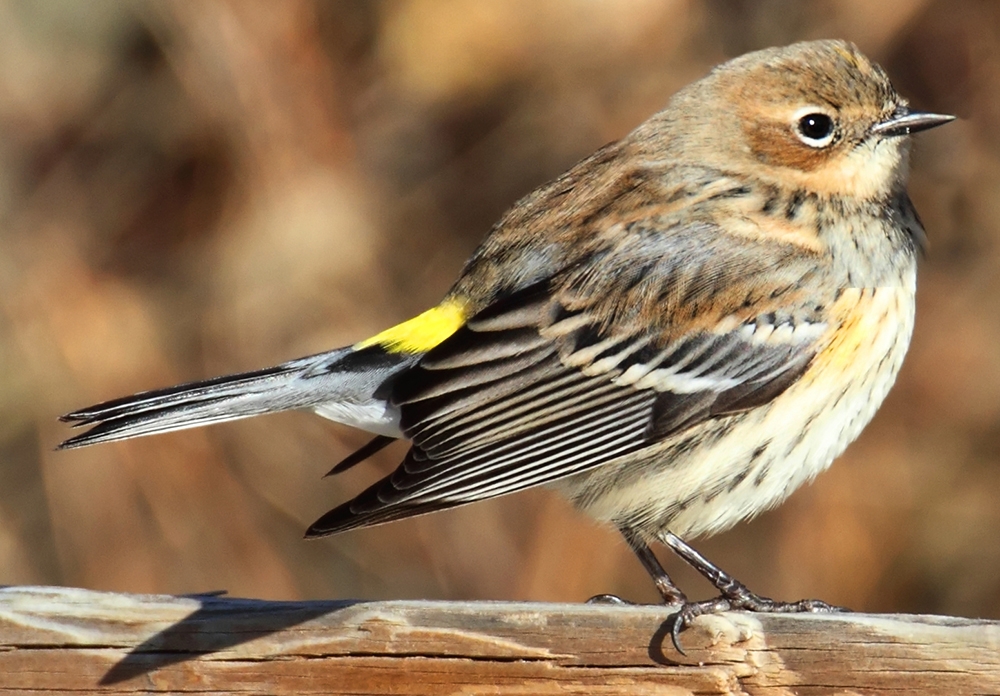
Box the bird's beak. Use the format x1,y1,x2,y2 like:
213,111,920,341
871,107,955,137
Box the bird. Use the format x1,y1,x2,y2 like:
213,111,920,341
59,39,953,648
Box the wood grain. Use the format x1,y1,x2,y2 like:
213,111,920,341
0,586,997,694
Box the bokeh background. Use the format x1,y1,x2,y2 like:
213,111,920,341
0,0,995,618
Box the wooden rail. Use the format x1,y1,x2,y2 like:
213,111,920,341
0,585,997,694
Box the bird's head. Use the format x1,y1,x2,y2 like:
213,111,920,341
640,40,953,200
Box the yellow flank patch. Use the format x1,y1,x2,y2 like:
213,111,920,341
812,288,889,371
357,299,468,354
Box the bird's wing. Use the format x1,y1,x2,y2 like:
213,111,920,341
308,221,832,535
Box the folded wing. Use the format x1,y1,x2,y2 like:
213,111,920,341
309,221,831,535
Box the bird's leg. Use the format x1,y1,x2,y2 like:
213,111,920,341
623,525,688,605
661,532,846,651
587,525,688,606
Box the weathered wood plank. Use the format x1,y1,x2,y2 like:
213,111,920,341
0,586,996,694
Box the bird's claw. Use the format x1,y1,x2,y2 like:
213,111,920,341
668,596,731,654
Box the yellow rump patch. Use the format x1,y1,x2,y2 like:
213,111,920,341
356,299,468,354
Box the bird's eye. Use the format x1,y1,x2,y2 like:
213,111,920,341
795,112,836,148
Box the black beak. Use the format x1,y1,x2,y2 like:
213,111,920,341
871,108,955,137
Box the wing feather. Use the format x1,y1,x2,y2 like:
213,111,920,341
309,220,835,536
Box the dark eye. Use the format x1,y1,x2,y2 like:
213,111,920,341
796,112,835,147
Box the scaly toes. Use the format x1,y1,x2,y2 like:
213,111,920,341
585,593,634,605
767,597,848,614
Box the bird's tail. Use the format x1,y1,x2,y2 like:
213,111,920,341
58,346,416,449
58,299,470,450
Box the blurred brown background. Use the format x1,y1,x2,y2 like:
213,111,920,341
0,0,995,618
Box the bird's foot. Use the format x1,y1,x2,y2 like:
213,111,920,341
585,593,634,605
669,585,846,654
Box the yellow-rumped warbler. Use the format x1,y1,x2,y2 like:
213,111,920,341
60,40,952,644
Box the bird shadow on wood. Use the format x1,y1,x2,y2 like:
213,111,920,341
647,616,683,665
99,593,357,685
